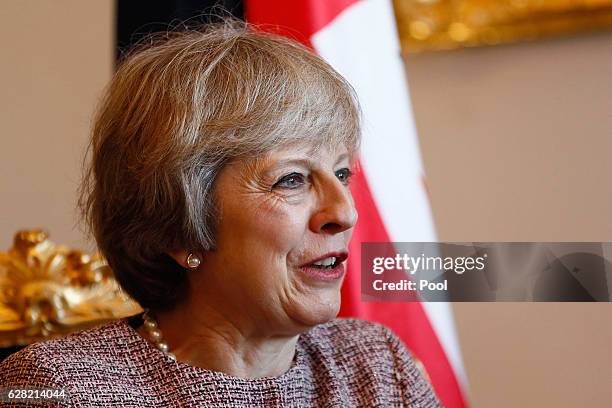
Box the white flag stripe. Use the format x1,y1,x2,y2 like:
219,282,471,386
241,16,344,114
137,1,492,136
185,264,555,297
422,302,469,389
311,0,467,389
312,0,434,244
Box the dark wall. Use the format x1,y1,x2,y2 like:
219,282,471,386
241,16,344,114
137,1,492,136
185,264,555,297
116,0,243,59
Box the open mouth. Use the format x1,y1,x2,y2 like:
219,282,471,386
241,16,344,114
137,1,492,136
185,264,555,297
304,253,348,269
310,256,341,270
300,252,348,282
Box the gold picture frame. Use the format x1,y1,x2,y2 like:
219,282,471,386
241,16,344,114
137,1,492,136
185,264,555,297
393,0,612,53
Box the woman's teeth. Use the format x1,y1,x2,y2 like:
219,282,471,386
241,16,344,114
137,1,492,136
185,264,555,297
312,257,336,269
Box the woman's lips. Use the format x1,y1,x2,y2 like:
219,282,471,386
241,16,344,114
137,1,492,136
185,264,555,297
299,262,345,282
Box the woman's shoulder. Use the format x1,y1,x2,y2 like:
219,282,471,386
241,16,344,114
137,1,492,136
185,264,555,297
0,318,176,406
1,338,63,391
0,319,137,387
3,319,133,362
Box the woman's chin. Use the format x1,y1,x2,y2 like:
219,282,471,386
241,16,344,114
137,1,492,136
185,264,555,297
286,293,341,328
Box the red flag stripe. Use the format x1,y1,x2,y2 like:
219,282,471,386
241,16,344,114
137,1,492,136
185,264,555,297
347,165,466,408
245,0,359,48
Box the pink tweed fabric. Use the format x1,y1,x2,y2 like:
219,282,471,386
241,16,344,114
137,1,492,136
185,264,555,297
0,317,441,407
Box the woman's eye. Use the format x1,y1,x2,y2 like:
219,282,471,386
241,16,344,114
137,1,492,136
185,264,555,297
273,172,306,189
335,168,353,185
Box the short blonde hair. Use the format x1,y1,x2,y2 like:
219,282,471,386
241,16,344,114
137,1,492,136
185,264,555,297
80,21,361,311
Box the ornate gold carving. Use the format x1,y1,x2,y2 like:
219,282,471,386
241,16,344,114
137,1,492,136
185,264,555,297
0,229,142,347
394,0,612,53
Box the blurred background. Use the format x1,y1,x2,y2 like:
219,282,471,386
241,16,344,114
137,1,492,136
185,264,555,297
1,1,611,407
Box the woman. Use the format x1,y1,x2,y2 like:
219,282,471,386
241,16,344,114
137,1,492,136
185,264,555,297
0,21,440,407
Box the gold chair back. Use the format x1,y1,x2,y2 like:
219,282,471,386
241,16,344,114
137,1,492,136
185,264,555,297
0,229,141,348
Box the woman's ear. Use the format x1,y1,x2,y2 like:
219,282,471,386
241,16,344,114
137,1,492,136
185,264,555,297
167,249,191,269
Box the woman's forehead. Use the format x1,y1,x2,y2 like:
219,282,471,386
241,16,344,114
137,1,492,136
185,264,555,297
253,142,351,167
225,142,352,178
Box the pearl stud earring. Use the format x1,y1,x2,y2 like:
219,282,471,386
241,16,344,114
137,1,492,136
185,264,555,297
186,253,201,269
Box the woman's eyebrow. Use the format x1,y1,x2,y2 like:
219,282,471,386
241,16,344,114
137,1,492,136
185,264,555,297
267,158,314,171
266,153,349,173
335,153,349,165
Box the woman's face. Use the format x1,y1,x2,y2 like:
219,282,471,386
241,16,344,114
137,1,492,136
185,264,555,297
193,142,357,335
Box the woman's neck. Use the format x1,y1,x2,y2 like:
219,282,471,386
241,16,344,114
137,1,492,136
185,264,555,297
144,302,299,379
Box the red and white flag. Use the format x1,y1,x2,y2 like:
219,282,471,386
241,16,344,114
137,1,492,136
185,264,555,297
246,1,468,406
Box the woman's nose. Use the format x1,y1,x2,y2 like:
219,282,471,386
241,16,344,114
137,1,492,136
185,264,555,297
309,177,358,235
